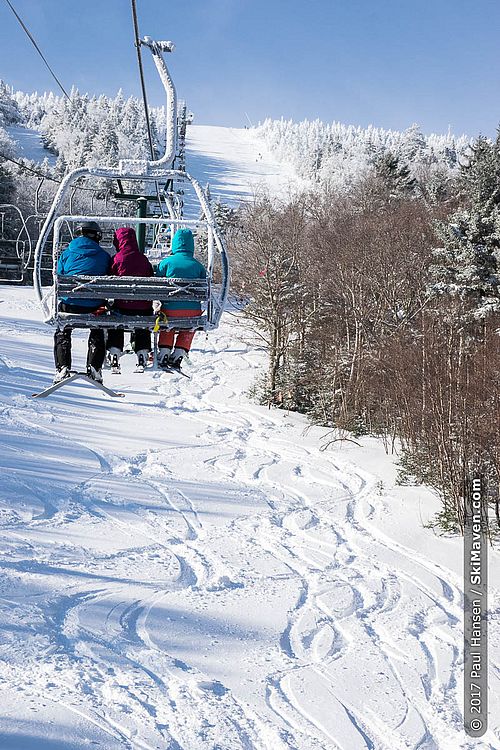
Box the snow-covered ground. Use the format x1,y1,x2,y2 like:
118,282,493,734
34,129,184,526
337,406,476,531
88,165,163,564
6,125,56,166
0,286,498,750
185,125,305,205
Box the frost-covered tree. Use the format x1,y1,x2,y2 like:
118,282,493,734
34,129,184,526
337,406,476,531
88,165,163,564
372,151,417,199
0,126,17,205
255,117,471,196
0,162,15,205
431,135,500,319
0,81,22,127
93,120,119,166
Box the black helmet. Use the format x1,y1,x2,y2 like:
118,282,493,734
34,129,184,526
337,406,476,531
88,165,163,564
78,220,102,240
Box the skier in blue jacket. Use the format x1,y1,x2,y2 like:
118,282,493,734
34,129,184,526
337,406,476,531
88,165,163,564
53,221,111,383
155,227,207,369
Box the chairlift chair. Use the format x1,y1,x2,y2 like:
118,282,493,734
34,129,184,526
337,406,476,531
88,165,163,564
33,37,230,342
0,204,32,284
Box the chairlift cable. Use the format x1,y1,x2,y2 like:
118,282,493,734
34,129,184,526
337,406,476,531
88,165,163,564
0,151,59,182
130,0,165,218
130,0,154,161
3,0,71,101
0,152,112,199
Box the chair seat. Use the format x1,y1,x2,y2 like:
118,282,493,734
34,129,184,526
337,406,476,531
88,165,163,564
56,312,208,331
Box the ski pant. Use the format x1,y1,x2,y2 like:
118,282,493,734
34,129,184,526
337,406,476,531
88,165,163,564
106,308,152,354
54,327,106,371
158,309,200,353
107,328,151,353
54,303,106,371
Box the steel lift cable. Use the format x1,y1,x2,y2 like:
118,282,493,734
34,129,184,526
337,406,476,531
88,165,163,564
0,152,60,183
0,152,111,200
3,0,71,100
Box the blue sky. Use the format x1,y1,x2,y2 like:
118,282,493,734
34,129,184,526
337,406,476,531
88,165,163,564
1,0,499,137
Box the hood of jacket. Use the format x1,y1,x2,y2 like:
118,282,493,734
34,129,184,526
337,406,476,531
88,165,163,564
110,226,153,286
113,227,141,256
171,228,195,256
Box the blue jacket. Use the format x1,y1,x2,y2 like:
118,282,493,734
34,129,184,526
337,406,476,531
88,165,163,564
57,236,111,307
156,228,206,312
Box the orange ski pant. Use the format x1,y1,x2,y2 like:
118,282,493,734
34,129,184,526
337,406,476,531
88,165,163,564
158,309,201,352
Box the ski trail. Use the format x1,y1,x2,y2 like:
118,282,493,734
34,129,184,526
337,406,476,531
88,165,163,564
0,292,499,750
145,320,493,750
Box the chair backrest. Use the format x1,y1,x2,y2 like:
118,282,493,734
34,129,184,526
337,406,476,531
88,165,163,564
56,275,209,302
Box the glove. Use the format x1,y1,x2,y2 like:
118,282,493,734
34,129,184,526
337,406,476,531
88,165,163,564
152,300,162,314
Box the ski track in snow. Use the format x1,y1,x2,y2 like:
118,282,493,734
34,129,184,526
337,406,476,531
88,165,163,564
0,288,499,750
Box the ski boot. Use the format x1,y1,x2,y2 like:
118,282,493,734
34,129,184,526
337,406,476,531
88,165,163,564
87,365,103,383
135,350,149,373
167,347,187,371
158,348,172,370
53,366,70,384
107,347,121,374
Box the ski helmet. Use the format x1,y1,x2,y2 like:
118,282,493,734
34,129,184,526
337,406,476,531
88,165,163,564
77,220,102,240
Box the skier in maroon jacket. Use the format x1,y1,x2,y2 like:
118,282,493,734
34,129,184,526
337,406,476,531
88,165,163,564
106,227,154,370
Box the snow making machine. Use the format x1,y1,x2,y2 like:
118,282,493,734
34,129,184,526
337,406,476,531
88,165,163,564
33,37,230,386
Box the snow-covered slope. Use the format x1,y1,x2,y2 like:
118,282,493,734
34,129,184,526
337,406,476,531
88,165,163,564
6,124,56,165
0,287,498,750
185,125,305,204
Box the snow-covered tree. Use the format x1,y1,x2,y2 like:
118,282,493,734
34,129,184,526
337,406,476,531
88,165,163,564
0,126,17,205
255,117,471,196
431,135,500,319
372,151,417,199
0,81,22,127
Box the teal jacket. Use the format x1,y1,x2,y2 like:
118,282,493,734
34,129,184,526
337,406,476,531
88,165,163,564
156,228,207,312
57,235,111,307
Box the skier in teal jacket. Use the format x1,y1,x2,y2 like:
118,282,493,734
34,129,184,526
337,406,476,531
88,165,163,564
155,228,206,368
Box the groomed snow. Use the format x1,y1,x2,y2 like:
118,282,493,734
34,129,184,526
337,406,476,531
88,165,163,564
0,286,498,750
6,125,56,166
185,125,306,205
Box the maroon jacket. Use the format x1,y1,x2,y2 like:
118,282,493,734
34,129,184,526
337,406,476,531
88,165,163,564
111,227,154,312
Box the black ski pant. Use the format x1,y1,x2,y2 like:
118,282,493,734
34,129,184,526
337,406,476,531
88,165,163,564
107,328,151,353
106,308,152,354
54,303,106,371
54,327,106,371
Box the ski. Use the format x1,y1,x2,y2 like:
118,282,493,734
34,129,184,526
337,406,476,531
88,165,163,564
32,372,125,399
158,364,191,379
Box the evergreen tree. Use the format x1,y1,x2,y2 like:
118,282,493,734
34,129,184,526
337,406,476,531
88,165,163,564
0,161,15,205
0,81,22,127
372,151,417,198
93,121,119,166
0,126,16,205
431,135,500,319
